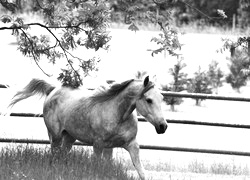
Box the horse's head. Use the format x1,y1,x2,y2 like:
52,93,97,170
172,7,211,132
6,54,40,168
136,76,168,134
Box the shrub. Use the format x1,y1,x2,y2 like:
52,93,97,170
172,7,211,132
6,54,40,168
207,61,224,94
163,59,187,111
226,49,250,92
187,66,212,106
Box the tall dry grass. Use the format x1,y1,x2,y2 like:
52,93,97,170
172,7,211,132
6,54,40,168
0,145,136,180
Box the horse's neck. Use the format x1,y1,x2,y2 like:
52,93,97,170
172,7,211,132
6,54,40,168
119,83,142,121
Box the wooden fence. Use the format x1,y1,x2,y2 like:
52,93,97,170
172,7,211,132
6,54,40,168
1,86,250,156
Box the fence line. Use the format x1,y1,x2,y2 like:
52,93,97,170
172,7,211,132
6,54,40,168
1,138,250,157
161,91,250,102
139,118,250,129
8,113,250,129
2,88,250,156
2,84,250,102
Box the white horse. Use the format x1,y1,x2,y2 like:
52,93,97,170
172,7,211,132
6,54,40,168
9,76,168,179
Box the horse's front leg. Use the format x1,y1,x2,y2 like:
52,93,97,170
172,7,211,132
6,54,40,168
102,148,113,160
125,139,146,180
94,146,113,160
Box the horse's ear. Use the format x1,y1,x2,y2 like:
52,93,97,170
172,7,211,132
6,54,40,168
152,74,157,83
143,76,149,87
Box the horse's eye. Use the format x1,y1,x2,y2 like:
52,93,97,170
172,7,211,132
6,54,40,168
146,98,153,104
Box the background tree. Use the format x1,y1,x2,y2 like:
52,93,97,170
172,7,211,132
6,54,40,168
172,0,238,27
207,61,224,94
226,49,250,92
187,66,212,106
238,0,250,29
162,59,187,111
221,0,250,68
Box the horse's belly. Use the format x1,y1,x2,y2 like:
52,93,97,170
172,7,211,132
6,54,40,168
103,135,127,148
68,127,95,145
64,119,95,145
103,127,137,148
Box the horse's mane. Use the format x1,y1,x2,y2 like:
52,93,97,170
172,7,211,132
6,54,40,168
89,79,134,105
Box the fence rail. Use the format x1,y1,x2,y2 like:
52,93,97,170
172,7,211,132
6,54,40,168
161,91,250,102
2,84,250,102
7,113,250,129
1,138,250,157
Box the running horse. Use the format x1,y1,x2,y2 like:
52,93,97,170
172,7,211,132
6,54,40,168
9,76,167,179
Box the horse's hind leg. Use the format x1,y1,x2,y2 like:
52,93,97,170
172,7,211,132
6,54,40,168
93,146,103,159
61,130,76,155
48,131,62,156
93,146,113,160
48,130,75,158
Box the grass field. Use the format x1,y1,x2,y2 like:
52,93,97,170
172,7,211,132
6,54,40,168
0,144,250,180
0,144,136,180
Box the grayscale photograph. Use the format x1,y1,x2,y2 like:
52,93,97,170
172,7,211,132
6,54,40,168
0,0,250,180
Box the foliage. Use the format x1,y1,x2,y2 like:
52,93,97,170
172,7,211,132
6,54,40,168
172,0,238,27
0,145,135,180
135,70,148,80
221,37,250,83
0,0,111,87
149,23,181,57
109,0,182,56
206,61,224,93
187,66,212,106
1,0,249,89
0,0,183,88
226,49,250,92
220,0,250,67
221,36,250,57
162,59,187,111
58,57,100,88
238,0,250,28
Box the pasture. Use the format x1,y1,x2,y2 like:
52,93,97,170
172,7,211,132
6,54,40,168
0,144,136,180
0,21,250,179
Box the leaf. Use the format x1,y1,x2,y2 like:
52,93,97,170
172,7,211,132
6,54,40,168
15,17,24,26
217,9,227,19
11,24,19,36
1,15,12,23
128,23,139,32
150,48,165,57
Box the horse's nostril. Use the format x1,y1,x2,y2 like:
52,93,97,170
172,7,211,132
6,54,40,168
159,124,165,131
155,122,167,134
157,124,167,134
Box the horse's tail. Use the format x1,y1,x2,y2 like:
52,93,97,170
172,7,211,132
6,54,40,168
9,79,55,107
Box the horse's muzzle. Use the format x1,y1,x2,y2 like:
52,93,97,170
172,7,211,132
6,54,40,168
155,123,167,134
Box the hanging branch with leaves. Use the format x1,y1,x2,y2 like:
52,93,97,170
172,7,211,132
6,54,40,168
0,0,110,87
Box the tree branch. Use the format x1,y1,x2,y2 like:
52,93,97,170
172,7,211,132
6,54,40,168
36,23,83,84
0,22,87,32
0,22,84,83
181,1,227,20
181,1,213,20
19,29,51,77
